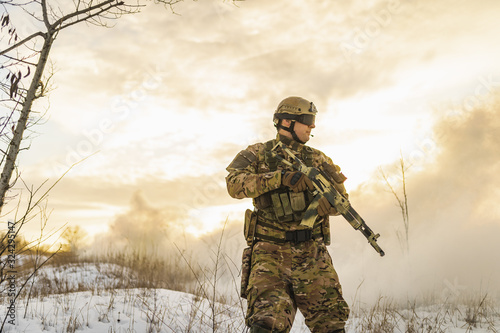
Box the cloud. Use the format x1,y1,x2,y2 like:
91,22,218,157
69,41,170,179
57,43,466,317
47,0,500,111
49,169,232,211
40,0,500,174
6,167,235,243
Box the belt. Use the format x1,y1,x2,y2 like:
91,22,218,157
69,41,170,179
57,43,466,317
254,212,323,244
285,229,313,242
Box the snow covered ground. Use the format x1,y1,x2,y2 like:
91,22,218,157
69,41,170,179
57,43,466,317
6,288,246,332
2,263,499,332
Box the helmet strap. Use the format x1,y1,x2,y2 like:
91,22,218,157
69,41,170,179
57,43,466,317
277,120,305,144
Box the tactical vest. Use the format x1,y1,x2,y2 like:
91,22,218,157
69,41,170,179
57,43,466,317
249,139,330,245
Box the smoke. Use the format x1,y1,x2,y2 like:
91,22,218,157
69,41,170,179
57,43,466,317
91,187,246,278
334,92,500,305
92,191,174,257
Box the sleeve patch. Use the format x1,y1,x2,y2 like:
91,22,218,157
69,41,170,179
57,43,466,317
227,150,257,170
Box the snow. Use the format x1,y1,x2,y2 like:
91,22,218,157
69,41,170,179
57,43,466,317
7,288,245,333
2,263,499,332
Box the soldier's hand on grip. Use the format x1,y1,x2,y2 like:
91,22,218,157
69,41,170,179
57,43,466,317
282,171,314,193
318,196,338,216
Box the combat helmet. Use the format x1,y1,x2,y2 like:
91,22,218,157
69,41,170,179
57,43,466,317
273,96,317,143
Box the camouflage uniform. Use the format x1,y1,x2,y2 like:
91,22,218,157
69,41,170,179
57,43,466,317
226,134,350,333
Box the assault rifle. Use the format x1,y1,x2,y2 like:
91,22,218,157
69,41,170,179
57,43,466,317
271,141,385,256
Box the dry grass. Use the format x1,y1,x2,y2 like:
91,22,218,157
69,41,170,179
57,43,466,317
348,293,500,333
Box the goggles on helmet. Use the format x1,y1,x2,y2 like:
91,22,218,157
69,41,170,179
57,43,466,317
296,114,315,126
275,113,315,126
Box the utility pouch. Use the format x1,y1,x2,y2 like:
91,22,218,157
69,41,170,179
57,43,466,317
254,193,272,209
321,162,349,199
321,162,349,200
244,209,257,246
321,162,347,184
240,246,252,299
270,193,284,217
289,192,306,212
322,216,331,246
271,192,294,222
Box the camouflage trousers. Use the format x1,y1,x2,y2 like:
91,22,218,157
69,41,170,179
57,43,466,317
245,239,349,332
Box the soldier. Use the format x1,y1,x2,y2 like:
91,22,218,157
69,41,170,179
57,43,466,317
226,96,350,333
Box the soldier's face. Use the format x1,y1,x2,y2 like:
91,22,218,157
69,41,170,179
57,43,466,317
294,120,315,142
282,119,315,143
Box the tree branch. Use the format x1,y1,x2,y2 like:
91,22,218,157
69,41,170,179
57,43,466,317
40,0,51,28
51,0,121,30
1,53,38,66
57,1,139,32
0,31,46,56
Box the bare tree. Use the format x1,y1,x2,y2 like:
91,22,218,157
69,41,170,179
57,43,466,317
0,0,183,214
381,152,410,254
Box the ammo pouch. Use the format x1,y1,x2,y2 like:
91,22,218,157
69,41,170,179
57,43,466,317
244,209,257,246
254,189,313,223
240,246,252,299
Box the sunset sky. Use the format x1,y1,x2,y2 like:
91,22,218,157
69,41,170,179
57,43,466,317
3,0,500,300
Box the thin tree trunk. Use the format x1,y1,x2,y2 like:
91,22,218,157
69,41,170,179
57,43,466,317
0,32,54,215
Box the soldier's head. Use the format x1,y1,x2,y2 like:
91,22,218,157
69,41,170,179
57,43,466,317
273,96,317,144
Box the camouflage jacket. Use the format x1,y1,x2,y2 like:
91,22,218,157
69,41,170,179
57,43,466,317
226,134,348,222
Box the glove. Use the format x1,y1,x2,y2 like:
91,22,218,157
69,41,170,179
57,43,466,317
281,171,314,193
318,196,338,216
